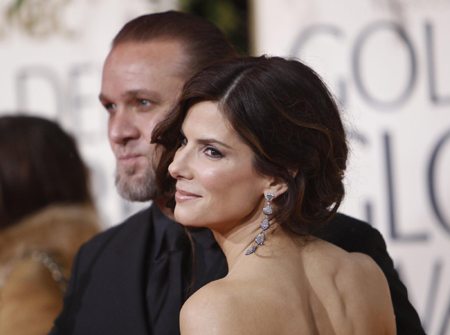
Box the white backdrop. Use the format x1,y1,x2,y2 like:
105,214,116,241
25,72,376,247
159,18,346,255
0,0,177,226
252,0,450,333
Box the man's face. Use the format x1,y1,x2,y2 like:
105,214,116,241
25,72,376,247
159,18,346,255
100,40,186,201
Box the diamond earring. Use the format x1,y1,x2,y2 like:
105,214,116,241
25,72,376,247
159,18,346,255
246,193,274,255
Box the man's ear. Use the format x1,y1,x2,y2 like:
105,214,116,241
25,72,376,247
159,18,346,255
265,176,288,199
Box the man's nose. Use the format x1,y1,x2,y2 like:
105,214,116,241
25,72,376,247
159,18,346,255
108,110,140,145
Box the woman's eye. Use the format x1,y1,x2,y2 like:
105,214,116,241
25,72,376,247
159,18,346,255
204,147,223,158
179,135,187,146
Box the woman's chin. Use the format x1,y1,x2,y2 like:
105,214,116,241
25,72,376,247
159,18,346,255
174,209,201,227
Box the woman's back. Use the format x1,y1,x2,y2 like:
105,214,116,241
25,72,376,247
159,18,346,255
180,234,396,335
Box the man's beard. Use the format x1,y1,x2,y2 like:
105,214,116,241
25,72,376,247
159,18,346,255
115,165,158,202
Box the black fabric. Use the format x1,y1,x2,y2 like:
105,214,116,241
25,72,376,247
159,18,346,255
49,206,425,335
146,208,190,334
49,206,153,335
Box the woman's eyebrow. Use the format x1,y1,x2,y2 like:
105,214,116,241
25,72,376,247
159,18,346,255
196,138,232,149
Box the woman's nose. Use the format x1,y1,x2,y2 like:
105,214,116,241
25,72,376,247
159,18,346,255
168,147,191,180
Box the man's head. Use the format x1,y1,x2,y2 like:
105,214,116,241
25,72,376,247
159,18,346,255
99,11,238,202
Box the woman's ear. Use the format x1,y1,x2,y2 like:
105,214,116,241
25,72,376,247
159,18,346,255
265,176,288,199
288,168,298,179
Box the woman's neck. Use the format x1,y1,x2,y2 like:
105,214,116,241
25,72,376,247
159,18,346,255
210,215,286,274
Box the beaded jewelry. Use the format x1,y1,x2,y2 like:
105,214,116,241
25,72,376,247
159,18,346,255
246,193,274,255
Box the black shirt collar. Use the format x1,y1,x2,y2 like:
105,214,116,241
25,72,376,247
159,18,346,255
151,204,219,257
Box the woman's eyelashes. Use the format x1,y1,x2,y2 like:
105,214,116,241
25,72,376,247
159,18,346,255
178,134,224,159
179,134,187,147
203,146,224,159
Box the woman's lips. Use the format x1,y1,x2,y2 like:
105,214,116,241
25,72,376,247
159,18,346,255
175,188,201,203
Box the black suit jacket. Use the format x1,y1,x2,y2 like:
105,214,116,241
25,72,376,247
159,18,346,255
50,205,425,335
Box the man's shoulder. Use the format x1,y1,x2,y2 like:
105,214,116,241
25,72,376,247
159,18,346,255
322,212,383,239
329,212,374,233
79,205,154,257
49,206,156,334
319,213,386,252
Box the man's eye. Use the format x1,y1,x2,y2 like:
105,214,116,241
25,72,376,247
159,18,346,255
204,147,223,159
138,99,151,106
104,103,116,112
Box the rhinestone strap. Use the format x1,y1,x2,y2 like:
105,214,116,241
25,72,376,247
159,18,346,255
30,251,68,293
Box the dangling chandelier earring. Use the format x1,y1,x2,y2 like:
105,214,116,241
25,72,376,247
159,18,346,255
246,193,274,255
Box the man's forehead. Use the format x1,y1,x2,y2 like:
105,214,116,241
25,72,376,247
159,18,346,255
101,40,187,102
107,40,187,75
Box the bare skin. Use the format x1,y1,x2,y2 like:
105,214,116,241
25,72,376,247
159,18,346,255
171,102,396,335
180,231,396,335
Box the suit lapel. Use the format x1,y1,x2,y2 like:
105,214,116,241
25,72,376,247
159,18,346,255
70,207,154,334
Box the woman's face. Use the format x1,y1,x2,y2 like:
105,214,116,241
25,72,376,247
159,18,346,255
168,101,271,231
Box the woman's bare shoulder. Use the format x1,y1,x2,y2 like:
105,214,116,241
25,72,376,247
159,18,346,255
305,239,391,295
180,279,254,335
335,250,397,334
336,252,391,302
303,240,396,334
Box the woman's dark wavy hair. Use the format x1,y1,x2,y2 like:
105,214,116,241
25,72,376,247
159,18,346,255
0,115,93,230
153,56,348,237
